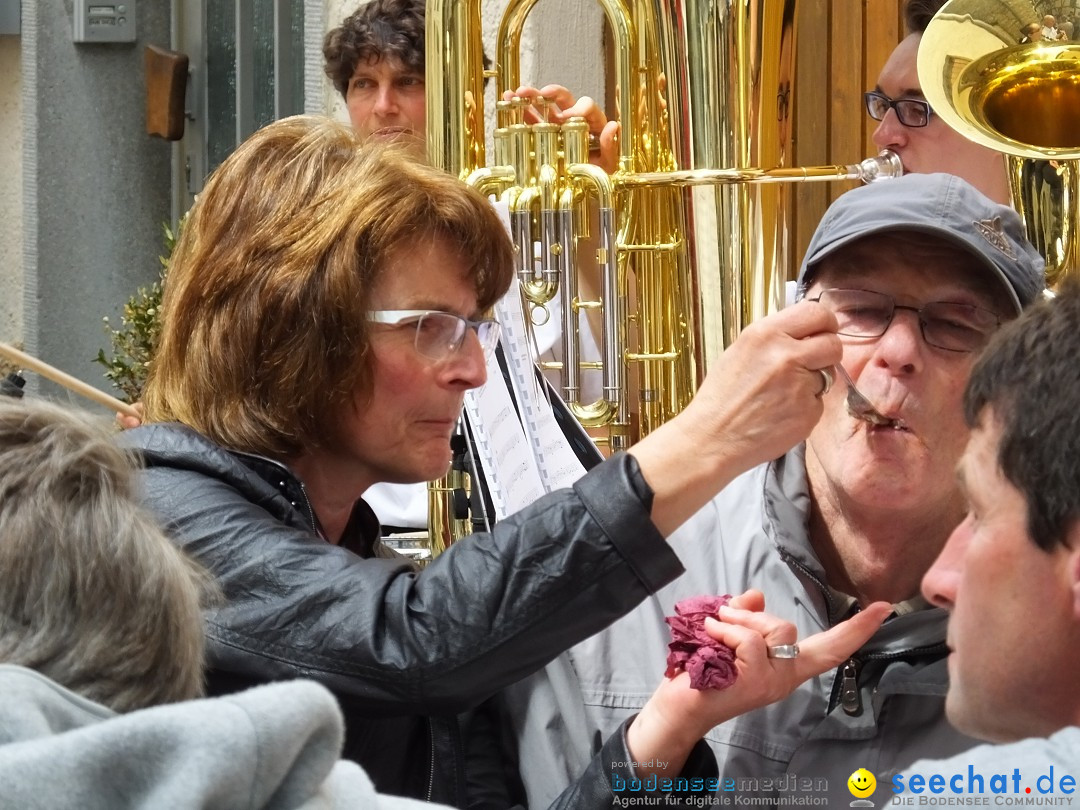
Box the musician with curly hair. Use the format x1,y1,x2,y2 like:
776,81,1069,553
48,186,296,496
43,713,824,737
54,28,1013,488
322,0,619,171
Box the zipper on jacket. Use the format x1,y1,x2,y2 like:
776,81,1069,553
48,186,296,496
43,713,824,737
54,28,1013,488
232,450,320,535
840,658,861,715
780,549,861,717
777,549,843,620
828,642,949,715
426,720,436,802
779,549,951,717
779,549,864,716
297,480,319,535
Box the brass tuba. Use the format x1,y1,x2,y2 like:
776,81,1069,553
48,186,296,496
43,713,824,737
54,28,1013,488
918,0,1080,287
426,0,899,444
422,0,900,554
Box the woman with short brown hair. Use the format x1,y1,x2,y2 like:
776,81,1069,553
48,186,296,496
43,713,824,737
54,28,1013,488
125,114,850,806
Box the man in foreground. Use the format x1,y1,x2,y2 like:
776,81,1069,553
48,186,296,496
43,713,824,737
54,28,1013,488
886,281,1080,792
506,172,1046,807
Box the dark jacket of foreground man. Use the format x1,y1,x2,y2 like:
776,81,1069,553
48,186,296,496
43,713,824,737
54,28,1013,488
120,422,717,809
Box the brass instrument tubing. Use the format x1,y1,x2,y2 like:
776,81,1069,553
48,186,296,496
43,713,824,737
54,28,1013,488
558,194,581,404
496,0,637,170
625,351,679,360
465,165,516,198
556,118,594,409
429,0,902,457
618,164,888,187
424,0,488,175
598,204,625,430
536,124,563,304
512,190,541,302
618,242,682,252
567,161,622,429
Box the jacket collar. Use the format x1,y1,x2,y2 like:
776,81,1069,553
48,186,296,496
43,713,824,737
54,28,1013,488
762,446,949,655
121,422,385,555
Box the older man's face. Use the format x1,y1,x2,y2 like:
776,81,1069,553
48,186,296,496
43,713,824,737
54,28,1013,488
921,409,1080,742
803,238,1012,550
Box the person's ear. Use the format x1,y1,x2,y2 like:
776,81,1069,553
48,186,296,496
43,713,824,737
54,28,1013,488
1066,522,1080,620
1070,552,1080,621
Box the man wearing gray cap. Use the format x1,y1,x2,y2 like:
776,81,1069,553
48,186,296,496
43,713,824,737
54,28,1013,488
501,173,1046,808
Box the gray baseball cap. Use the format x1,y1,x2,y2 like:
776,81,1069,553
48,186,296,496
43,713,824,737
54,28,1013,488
797,173,1045,313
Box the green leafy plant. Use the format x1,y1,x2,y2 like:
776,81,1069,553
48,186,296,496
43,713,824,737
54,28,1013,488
95,222,177,404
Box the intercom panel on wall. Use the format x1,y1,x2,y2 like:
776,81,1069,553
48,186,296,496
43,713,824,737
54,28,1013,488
73,0,135,43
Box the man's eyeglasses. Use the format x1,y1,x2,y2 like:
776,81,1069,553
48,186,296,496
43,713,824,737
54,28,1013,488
864,91,934,128
367,310,501,361
808,289,1001,353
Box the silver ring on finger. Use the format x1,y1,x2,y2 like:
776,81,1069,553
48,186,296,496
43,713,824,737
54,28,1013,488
815,368,833,398
767,643,800,659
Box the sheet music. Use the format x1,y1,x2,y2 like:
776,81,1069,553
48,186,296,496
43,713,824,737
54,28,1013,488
493,281,590,491
464,201,590,519
463,348,546,520
461,201,545,519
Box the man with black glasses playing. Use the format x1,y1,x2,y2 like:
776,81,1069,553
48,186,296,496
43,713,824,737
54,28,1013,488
866,0,1011,204
506,172,1046,808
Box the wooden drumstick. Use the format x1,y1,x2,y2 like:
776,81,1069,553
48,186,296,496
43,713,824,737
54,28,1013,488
0,342,141,419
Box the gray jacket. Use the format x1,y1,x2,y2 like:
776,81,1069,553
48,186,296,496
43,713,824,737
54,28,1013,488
505,445,980,808
0,665,718,810
885,727,1080,806
0,664,437,810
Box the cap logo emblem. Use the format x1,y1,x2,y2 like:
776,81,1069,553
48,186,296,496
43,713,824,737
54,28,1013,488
973,216,1017,260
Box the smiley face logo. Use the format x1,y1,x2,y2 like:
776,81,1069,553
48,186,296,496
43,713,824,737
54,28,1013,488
848,768,877,799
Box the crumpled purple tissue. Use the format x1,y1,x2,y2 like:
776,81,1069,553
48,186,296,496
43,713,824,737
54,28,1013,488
664,594,738,691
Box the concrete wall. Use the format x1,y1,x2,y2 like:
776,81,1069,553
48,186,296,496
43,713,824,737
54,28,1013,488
2,0,598,409
20,0,171,408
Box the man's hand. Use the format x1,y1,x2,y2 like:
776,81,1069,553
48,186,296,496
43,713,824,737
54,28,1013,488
502,84,619,174
115,401,144,430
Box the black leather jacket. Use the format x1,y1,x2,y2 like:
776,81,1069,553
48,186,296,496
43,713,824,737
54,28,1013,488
120,423,693,807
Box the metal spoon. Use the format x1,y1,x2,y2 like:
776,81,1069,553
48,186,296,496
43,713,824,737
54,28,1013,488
833,365,904,429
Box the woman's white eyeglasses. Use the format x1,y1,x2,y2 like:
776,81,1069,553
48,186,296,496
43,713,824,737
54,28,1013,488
367,310,501,361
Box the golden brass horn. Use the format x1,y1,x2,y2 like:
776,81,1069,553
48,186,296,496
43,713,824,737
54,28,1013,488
428,0,900,439
421,0,901,555
918,0,1080,286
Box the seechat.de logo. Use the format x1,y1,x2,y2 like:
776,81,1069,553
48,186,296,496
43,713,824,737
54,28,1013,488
850,768,878,807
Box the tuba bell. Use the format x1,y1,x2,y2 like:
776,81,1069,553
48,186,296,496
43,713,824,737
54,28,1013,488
918,0,1080,287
